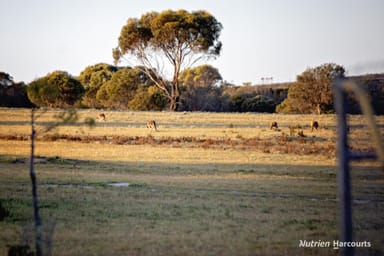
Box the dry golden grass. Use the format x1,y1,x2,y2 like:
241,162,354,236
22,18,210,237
0,140,336,166
1,108,382,161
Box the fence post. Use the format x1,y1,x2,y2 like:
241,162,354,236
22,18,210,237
333,79,353,256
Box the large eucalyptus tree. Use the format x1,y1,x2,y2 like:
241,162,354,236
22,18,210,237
113,9,223,110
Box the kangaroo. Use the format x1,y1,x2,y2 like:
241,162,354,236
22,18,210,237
146,120,158,131
97,113,106,121
270,121,278,130
310,120,319,132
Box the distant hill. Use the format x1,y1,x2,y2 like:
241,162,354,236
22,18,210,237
347,73,384,114
252,73,384,89
348,73,384,84
250,73,384,114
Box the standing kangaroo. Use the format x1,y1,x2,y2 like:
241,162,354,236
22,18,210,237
97,113,106,121
146,120,158,131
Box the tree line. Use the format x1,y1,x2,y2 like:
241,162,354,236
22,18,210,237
0,63,285,112
1,9,384,114
2,64,384,114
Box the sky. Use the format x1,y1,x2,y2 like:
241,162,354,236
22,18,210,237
1,0,383,85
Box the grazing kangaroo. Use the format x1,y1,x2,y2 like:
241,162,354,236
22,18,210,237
97,113,106,121
310,120,319,132
146,120,158,131
270,121,278,130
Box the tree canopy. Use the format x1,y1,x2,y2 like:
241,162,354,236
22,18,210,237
113,9,223,110
179,64,224,111
179,64,222,88
78,63,118,108
0,72,13,87
27,71,84,108
128,86,168,111
0,71,34,107
277,63,345,114
95,66,167,110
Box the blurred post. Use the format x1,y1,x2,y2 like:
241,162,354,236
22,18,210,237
333,78,384,256
29,108,43,256
333,79,353,256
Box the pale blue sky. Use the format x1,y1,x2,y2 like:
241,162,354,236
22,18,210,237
1,0,383,85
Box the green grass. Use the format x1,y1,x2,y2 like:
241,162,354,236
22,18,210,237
1,159,383,255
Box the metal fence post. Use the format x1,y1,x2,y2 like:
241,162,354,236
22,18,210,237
333,80,353,256
333,78,384,256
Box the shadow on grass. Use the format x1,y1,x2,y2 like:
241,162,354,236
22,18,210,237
1,155,383,256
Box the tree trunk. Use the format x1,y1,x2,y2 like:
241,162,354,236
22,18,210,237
169,96,180,111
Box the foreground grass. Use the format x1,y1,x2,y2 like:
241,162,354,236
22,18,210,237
1,159,383,256
0,108,383,255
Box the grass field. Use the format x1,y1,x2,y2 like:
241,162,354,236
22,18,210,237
0,108,383,255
